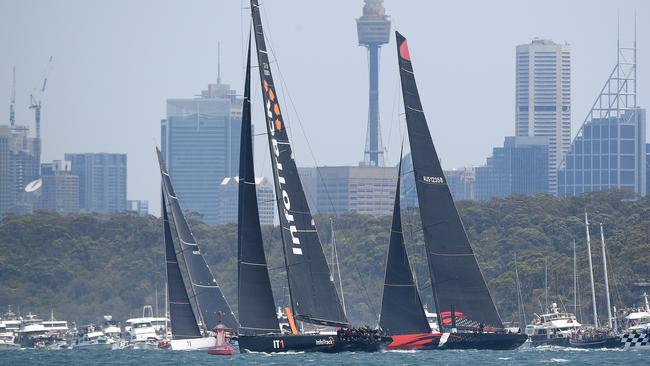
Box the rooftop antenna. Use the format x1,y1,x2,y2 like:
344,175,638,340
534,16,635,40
10,66,15,126
634,9,637,107
217,41,222,85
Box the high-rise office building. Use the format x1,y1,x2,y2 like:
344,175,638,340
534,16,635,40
0,125,40,218
39,160,79,214
357,0,390,167
475,136,549,201
558,34,645,197
558,109,646,196
215,176,274,226
516,39,571,194
65,153,127,213
161,78,242,224
299,165,397,216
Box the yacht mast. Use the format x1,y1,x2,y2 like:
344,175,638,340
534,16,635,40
544,257,548,311
331,219,346,316
585,211,599,327
515,253,526,325
573,239,577,317
599,223,613,328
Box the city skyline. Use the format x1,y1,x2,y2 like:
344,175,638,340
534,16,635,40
1,0,649,214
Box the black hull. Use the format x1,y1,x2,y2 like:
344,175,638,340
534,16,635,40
528,335,570,347
238,334,390,353
569,336,623,349
438,333,527,350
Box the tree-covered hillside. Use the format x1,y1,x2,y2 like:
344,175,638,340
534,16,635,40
0,190,648,327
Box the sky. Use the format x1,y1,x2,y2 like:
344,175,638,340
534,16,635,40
1,0,648,215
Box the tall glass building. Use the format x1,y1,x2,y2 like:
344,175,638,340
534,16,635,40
65,153,127,213
558,35,645,197
474,136,549,201
558,109,646,196
516,39,571,194
0,125,40,217
161,81,241,224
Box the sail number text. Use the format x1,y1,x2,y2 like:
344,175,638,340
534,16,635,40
272,339,285,349
423,176,445,184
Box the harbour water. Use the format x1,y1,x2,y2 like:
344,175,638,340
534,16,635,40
0,348,645,366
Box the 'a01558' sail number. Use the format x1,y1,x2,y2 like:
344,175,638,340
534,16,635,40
272,339,285,349
423,176,445,184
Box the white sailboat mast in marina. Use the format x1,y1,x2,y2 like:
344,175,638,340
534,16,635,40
584,212,599,327
599,223,613,328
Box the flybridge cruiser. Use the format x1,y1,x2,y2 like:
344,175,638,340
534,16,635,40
379,31,526,351
525,303,581,347
73,324,114,349
0,323,19,349
156,151,237,351
235,1,390,353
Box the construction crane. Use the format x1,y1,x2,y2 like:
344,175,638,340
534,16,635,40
9,66,16,126
29,56,54,140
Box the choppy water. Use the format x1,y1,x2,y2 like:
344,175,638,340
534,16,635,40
0,347,646,365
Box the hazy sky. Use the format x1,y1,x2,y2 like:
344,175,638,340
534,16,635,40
1,0,648,215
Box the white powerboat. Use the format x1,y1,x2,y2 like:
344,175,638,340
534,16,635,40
525,303,581,347
73,324,115,349
0,323,19,349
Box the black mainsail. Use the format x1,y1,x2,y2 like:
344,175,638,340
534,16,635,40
395,32,503,329
250,0,347,327
379,154,430,335
156,148,238,331
162,194,202,339
237,34,280,335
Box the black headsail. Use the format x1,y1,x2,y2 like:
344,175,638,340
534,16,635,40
162,194,202,339
156,148,238,331
250,0,348,327
237,34,280,335
379,151,430,335
395,32,503,329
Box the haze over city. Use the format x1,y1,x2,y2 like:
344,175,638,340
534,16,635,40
1,0,648,213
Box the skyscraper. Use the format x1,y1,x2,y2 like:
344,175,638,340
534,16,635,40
65,153,127,213
474,136,549,201
39,160,79,214
516,39,571,194
0,125,40,217
301,165,397,216
558,31,645,197
357,0,390,167
161,78,242,224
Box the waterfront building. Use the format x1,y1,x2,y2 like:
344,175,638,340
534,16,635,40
161,77,242,224
64,153,127,213
215,176,274,226
475,136,549,201
39,160,79,214
516,39,571,194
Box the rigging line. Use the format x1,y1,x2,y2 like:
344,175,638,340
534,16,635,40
257,3,338,215
352,260,379,320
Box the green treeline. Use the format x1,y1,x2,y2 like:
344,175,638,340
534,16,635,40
0,190,648,326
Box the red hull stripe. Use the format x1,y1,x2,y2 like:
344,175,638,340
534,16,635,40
386,333,443,350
